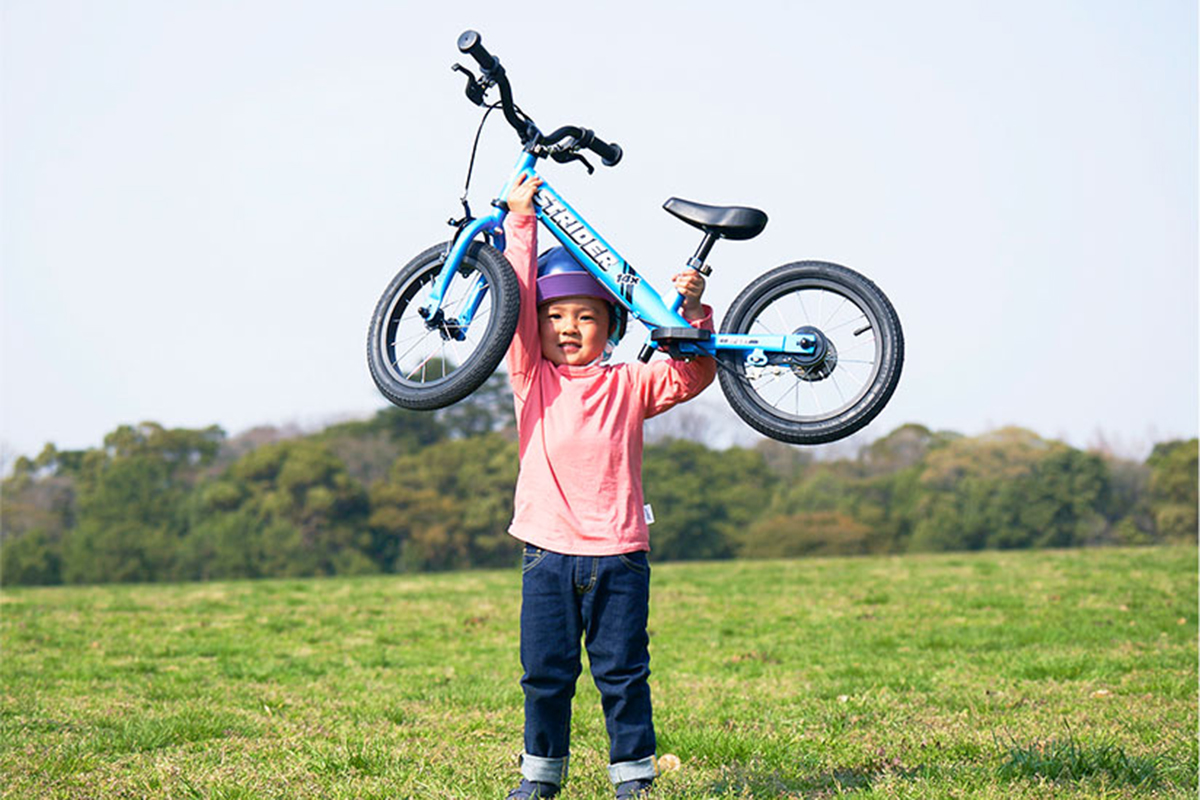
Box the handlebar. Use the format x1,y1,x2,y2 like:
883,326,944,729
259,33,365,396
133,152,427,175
455,30,621,168
457,30,531,143
542,126,623,167
456,30,497,72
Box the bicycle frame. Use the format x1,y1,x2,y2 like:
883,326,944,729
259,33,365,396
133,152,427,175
422,150,821,363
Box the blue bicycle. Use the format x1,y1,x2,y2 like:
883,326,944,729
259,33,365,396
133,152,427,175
368,31,903,444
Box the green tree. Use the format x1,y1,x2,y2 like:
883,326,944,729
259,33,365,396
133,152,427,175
368,433,518,571
740,450,903,555
433,371,515,439
1146,439,1199,542
0,446,79,585
907,428,1109,552
859,423,958,477
642,440,775,561
317,406,445,487
1096,454,1155,545
184,439,372,580
738,511,872,558
752,439,814,480
61,423,223,584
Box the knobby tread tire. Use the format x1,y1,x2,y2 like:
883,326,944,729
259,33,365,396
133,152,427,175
367,240,520,411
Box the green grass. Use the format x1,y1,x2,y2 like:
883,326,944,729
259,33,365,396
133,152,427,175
1,546,1195,798
996,730,1161,788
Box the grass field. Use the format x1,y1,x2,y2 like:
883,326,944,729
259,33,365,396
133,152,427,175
2,546,1196,799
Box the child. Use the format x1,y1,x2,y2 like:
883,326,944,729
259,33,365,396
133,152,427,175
502,173,716,800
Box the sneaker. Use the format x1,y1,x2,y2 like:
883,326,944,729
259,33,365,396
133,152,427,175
615,778,653,799
506,778,560,799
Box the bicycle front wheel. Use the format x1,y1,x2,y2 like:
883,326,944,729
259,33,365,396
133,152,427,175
367,240,519,410
718,261,903,444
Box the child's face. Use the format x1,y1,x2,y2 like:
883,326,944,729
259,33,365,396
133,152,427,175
538,297,611,366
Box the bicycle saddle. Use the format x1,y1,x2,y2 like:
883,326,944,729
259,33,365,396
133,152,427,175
662,198,768,241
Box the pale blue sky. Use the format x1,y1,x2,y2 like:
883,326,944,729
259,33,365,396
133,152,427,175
3,0,1196,461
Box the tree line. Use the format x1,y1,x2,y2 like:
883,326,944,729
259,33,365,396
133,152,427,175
2,377,1196,586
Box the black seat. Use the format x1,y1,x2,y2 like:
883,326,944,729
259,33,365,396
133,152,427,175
662,198,768,241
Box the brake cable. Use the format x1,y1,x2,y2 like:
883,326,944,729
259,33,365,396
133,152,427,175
457,97,539,220
456,102,502,222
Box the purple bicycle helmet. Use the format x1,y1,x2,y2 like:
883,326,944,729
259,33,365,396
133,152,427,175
536,248,628,351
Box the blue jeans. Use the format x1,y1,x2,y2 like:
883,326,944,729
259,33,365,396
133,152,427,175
519,545,656,786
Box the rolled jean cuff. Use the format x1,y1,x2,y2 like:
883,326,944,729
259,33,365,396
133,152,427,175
607,755,656,784
521,752,568,785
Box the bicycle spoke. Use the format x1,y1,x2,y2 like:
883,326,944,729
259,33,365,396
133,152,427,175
752,317,777,335
391,330,429,349
373,245,519,398
840,337,878,355
824,313,867,335
767,375,794,409
471,306,492,328
830,371,847,405
406,350,438,381
750,369,786,392
395,334,436,366
807,379,822,415
774,303,790,333
824,296,848,328
796,290,811,325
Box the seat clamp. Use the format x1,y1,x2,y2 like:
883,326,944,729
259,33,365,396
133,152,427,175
687,257,712,276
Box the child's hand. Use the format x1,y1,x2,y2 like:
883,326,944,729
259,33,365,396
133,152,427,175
508,172,543,216
673,270,706,320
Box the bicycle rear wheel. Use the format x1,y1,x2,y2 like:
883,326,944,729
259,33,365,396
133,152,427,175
367,240,519,410
718,261,903,444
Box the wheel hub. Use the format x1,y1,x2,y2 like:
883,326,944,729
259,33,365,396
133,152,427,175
418,306,467,341
783,325,837,382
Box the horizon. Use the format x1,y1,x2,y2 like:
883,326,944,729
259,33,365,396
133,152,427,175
3,393,1185,471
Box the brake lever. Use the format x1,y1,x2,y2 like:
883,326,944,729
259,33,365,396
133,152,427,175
551,150,595,175
451,63,486,106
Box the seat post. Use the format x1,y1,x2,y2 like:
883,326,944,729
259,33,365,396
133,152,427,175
688,232,720,274
636,230,723,364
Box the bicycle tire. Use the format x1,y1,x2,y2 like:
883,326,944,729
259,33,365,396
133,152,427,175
367,240,519,410
717,261,903,444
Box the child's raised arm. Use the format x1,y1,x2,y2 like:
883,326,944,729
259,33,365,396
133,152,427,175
503,173,544,400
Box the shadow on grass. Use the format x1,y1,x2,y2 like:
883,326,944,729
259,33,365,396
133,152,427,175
700,758,969,798
699,737,1176,797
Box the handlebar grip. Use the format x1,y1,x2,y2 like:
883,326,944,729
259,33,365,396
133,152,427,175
457,30,497,71
543,126,624,168
588,137,623,167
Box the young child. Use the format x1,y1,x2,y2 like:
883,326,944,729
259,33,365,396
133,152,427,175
502,172,716,800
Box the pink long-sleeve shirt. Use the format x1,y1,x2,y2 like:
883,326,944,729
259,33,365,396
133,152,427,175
503,213,716,555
